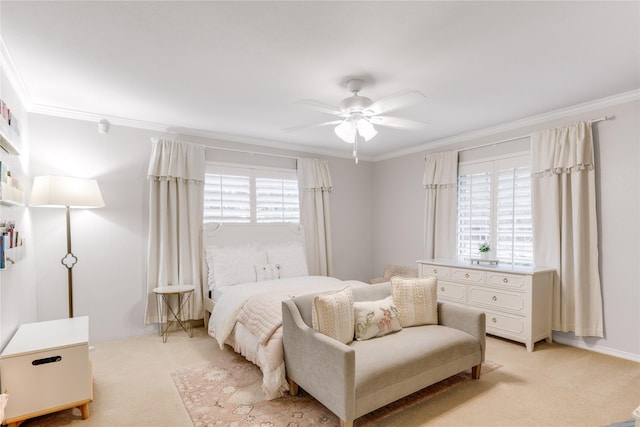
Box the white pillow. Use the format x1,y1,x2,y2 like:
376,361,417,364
265,242,309,278
312,287,354,344
254,263,280,281
391,276,438,327
354,296,402,341
206,244,267,289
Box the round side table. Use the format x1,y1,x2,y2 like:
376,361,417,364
152,285,195,343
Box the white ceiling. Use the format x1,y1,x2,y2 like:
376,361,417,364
1,1,638,160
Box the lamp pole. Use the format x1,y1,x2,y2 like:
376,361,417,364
61,205,78,318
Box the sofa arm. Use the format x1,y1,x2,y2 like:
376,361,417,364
438,302,486,361
282,299,356,422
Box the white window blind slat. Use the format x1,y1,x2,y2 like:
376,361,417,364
204,166,299,224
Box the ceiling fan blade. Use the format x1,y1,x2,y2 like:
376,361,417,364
295,99,343,116
370,115,428,129
368,90,426,115
284,120,343,132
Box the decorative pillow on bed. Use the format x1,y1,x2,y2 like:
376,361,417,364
311,287,354,344
254,263,280,281
391,276,438,327
206,244,267,289
354,296,402,341
265,242,309,278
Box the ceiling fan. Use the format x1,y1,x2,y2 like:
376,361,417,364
289,78,427,162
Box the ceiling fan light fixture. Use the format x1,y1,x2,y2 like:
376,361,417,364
334,120,356,143
356,118,377,141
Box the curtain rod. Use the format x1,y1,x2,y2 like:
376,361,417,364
205,145,299,161
456,115,614,153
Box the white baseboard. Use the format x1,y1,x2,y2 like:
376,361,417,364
553,334,640,362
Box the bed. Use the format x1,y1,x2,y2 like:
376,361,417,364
202,223,366,399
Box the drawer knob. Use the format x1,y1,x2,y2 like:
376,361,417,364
492,317,497,323
433,269,438,274
464,273,469,278
440,287,445,292
503,277,509,283
492,295,497,301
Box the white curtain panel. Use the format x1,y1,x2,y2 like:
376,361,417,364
297,158,334,276
531,121,603,337
144,138,206,324
423,151,458,259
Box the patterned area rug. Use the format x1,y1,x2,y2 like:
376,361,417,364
171,353,500,426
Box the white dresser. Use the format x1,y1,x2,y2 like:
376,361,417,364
418,259,554,351
0,316,93,426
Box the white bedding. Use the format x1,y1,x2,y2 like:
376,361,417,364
208,275,366,399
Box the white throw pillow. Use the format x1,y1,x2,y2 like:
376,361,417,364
311,287,354,344
391,276,438,327
266,242,309,278
354,296,402,341
207,244,267,288
254,263,280,281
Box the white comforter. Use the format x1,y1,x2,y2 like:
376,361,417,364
208,276,365,399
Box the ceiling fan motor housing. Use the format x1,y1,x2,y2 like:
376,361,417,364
340,95,373,114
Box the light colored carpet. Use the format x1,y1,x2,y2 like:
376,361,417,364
170,352,499,426
17,326,640,426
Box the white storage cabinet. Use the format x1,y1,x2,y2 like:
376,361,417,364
0,316,92,426
418,259,554,351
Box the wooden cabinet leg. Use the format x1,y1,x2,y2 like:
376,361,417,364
79,402,90,419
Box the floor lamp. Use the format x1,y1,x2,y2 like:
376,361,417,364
30,176,105,318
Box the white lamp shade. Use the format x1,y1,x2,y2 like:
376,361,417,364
334,120,356,143
30,176,105,208
356,119,378,141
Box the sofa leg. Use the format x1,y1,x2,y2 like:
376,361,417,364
340,420,353,427
288,378,299,396
472,363,482,379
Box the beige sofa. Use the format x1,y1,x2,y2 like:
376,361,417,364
282,282,486,427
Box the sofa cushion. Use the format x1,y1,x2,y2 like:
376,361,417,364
354,296,402,341
391,276,438,327
350,324,481,406
312,287,354,344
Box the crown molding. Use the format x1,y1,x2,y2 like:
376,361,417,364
0,37,34,110
373,89,640,162
31,103,369,162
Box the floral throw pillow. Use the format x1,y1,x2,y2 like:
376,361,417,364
391,276,438,327
354,296,402,341
311,287,354,344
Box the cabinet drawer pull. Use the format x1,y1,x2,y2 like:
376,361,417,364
433,269,438,274
492,317,497,323
503,277,509,283
492,295,497,301
32,355,62,366
440,287,445,292
464,273,469,278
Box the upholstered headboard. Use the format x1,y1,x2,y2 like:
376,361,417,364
203,222,305,249
201,223,308,306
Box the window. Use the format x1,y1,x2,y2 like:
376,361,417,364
457,154,533,266
204,164,299,224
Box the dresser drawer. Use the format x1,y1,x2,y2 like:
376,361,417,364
452,268,485,285
468,287,525,314
436,281,466,304
485,310,525,337
421,264,450,280
487,272,527,291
